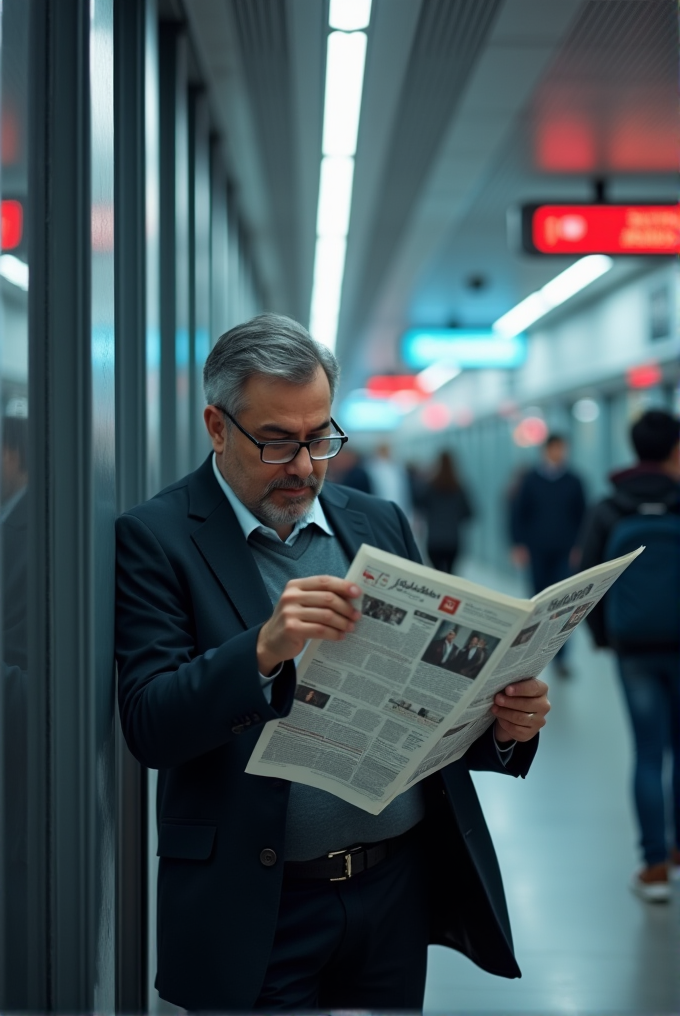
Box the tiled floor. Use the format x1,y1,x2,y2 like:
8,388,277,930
423,561,680,1015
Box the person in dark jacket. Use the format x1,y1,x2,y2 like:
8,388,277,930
419,451,473,574
579,409,680,902
511,433,586,675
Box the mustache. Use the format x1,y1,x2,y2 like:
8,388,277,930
263,475,321,496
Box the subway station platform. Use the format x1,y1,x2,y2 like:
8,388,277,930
423,561,680,1015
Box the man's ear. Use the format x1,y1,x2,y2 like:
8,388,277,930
204,405,227,453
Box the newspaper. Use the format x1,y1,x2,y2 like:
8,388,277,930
246,544,643,814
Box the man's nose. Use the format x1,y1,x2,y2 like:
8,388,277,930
285,446,313,477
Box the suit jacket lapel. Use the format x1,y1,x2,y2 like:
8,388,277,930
188,458,273,629
320,484,378,563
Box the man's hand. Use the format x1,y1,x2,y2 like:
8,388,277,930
257,576,362,676
492,678,550,743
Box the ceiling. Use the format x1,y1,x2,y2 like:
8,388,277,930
185,0,678,395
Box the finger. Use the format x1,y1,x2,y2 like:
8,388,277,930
294,607,357,633
502,678,549,699
292,590,362,620
495,717,543,741
492,705,546,727
289,575,361,600
495,690,550,715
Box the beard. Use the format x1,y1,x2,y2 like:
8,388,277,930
250,474,323,527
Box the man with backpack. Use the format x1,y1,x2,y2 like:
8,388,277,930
579,409,680,902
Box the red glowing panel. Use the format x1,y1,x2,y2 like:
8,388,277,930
535,116,596,172
366,375,422,395
627,364,662,390
1,200,22,250
420,403,452,431
532,205,680,256
513,417,548,448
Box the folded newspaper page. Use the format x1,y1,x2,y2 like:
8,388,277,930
246,544,643,814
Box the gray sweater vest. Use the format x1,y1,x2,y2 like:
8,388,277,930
248,523,425,860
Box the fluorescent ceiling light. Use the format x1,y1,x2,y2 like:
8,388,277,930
316,156,355,237
0,254,28,291
417,363,461,393
329,0,372,31
493,254,613,339
322,31,367,157
309,237,347,349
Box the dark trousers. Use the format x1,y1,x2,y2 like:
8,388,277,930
617,652,680,866
428,542,459,575
529,550,571,658
254,827,429,1011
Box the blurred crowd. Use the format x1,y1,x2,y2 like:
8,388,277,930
328,409,680,904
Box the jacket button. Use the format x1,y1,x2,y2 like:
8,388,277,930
260,848,277,867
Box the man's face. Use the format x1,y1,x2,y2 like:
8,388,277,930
469,636,479,647
545,440,567,467
207,367,332,531
445,630,457,644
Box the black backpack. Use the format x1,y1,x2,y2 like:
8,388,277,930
602,490,680,651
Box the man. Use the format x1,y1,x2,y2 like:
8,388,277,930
579,409,680,902
116,314,550,1012
422,626,463,670
459,635,489,680
511,433,586,676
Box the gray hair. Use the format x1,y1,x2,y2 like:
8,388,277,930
203,313,340,416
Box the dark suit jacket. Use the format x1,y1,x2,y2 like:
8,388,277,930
459,646,489,679
422,637,462,670
115,456,539,1011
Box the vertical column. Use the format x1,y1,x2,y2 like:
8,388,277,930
27,0,116,1009
159,24,190,487
210,146,230,343
188,89,211,468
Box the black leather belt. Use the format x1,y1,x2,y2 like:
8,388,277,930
284,823,420,882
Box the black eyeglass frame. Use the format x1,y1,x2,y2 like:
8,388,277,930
216,406,349,463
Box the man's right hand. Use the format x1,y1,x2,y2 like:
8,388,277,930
256,576,362,676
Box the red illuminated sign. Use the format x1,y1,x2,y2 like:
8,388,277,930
366,375,423,396
1,200,22,250
627,364,662,389
521,204,680,256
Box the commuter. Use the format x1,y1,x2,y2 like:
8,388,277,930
418,450,472,574
510,433,586,676
579,409,680,902
115,314,550,1012
328,446,372,493
366,442,413,518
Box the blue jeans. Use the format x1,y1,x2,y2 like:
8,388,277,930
617,653,680,866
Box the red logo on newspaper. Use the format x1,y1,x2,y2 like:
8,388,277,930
438,595,461,615
362,568,390,588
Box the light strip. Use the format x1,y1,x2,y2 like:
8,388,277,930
0,254,29,291
417,363,461,393
493,255,613,339
309,5,371,351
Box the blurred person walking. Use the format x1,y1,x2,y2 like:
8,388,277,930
366,443,413,519
510,433,586,676
579,409,680,902
418,451,472,574
328,447,372,494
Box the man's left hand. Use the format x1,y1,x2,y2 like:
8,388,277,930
492,678,550,743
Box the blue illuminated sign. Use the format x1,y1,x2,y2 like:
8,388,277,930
402,329,526,369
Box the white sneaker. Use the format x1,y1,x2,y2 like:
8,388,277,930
630,863,671,902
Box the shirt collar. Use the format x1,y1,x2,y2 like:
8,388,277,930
211,453,333,545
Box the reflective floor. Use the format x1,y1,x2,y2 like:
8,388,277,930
424,560,680,1015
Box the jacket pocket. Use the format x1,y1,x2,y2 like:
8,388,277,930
157,822,217,860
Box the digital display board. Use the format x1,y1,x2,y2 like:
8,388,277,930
521,204,680,256
402,329,526,369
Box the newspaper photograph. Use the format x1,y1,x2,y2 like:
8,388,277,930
246,544,643,814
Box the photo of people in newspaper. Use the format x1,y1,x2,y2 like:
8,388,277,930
361,594,407,626
421,621,501,680
387,697,444,728
511,622,541,647
560,601,594,632
294,684,331,709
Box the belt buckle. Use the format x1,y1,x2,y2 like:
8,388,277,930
328,843,363,881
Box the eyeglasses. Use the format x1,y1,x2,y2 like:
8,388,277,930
217,407,349,464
